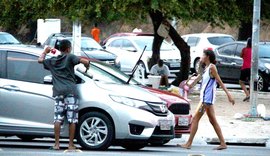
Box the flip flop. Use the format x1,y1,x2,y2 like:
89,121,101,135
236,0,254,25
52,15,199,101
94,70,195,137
176,144,191,149
49,146,60,150
213,145,227,150
243,96,250,102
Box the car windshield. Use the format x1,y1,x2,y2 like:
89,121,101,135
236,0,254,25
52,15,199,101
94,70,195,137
0,33,21,44
67,37,102,50
259,45,270,58
77,62,140,85
207,36,235,46
134,37,173,51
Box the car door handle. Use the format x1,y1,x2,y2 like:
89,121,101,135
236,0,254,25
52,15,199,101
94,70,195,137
231,62,236,65
2,85,20,91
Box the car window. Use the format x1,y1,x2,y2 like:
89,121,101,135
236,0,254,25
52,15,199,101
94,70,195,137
235,44,246,57
133,37,173,51
48,38,57,47
0,33,20,44
122,40,134,48
259,45,270,58
207,36,235,46
7,51,50,83
218,44,237,56
187,37,200,47
109,39,122,48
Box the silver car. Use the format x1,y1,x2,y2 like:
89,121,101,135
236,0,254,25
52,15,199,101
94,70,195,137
0,45,175,150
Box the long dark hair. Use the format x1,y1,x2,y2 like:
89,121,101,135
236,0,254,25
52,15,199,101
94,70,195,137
204,50,216,64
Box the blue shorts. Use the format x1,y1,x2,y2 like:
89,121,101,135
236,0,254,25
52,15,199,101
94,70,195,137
54,94,79,124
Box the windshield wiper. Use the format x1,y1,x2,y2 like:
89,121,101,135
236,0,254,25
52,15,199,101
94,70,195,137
260,56,270,59
126,46,147,84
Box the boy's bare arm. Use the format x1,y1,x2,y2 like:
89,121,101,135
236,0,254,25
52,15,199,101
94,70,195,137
80,58,90,69
38,47,51,63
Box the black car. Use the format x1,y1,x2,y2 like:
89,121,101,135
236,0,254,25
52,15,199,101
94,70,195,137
43,33,120,68
215,41,270,91
0,32,21,45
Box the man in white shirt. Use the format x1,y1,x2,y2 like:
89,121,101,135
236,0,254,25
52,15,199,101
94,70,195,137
150,59,170,86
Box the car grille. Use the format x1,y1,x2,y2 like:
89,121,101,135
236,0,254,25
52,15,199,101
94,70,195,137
168,103,190,115
140,102,168,116
152,126,174,135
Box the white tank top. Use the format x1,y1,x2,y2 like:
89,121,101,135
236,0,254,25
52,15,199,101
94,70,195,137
200,64,217,104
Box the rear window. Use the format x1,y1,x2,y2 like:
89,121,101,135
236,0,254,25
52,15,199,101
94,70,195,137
207,37,235,46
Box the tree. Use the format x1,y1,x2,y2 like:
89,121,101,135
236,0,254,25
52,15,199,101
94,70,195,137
0,0,249,85
236,0,270,40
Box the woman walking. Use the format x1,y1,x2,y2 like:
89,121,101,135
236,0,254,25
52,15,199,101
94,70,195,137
178,50,235,150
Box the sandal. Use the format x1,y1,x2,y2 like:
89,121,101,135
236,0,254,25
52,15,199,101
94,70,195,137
49,146,60,150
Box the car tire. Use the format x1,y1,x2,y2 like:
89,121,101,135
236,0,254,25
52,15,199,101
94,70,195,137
17,135,35,142
258,74,269,91
138,61,147,78
194,58,201,74
121,143,147,151
77,112,114,150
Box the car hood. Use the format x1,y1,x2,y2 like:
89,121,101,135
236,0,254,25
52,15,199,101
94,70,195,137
82,49,117,60
95,82,163,103
142,86,189,104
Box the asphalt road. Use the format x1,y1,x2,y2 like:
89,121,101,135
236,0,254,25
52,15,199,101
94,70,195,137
0,137,269,156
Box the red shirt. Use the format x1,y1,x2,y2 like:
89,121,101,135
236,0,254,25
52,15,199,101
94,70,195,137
241,47,252,70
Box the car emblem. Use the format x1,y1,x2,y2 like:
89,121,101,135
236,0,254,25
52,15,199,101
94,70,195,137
160,105,167,113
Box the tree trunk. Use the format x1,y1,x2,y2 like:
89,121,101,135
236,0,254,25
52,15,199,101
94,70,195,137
168,24,190,86
149,10,164,69
149,10,190,86
238,20,252,40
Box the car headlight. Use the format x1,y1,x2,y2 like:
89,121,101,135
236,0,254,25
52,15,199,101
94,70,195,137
110,95,147,108
264,63,270,69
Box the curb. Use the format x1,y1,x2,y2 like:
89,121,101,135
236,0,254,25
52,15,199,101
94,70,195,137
204,136,270,146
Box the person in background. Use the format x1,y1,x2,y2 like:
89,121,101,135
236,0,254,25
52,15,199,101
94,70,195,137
239,38,252,102
38,40,90,151
91,23,101,43
150,59,170,86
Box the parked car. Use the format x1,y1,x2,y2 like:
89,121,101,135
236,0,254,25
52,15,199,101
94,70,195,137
102,32,153,45
182,33,235,73
214,41,270,91
0,32,21,45
43,33,120,68
104,36,181,75
0,45,175,150
82,58,192,144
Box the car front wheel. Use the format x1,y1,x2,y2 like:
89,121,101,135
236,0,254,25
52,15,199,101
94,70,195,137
77,112,114,150
258,74,269,91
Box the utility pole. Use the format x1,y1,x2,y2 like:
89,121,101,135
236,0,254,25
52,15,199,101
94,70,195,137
249,0,261,117
72,20,81,56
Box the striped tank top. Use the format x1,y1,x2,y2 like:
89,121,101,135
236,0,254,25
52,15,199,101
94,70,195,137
200,64,217,105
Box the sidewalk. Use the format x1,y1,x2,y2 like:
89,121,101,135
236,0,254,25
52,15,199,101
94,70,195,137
170,88,270,147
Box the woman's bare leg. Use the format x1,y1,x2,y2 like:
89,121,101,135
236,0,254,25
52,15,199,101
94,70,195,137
179,103,204,149
204,105,227,150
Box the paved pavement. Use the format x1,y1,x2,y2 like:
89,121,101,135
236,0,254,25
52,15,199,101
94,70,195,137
0,137,269,156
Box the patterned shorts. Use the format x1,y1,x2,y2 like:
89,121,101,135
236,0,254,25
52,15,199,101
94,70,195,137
54,95,79,124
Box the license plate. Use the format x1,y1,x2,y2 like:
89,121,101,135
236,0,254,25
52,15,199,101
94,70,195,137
170,63,180,68
178,117,189,126
159,120,172,130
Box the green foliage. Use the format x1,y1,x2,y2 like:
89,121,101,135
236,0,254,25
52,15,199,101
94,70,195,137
0,0,269,33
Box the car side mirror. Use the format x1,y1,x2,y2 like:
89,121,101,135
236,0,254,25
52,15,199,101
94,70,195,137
44,75,53,84
36,42,41,47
